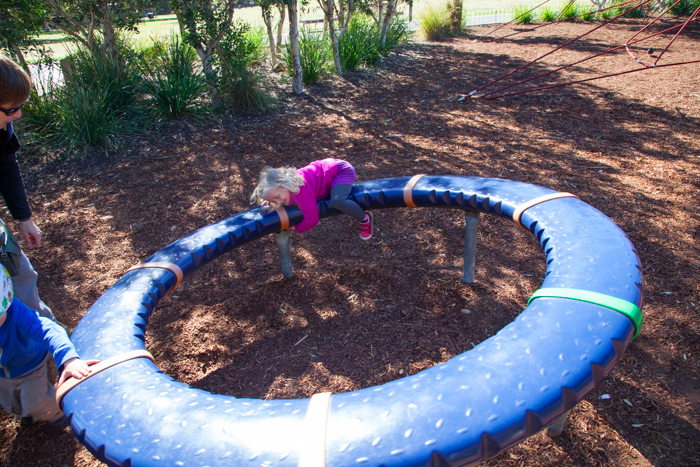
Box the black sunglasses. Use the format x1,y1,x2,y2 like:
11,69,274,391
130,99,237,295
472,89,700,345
0,104,23,116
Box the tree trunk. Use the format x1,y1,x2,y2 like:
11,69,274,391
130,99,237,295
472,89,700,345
174,7,224,107
262,9,278,68
10,46,30,74
450,0,462,35
335,0,354,41
379,0,397,47
321,0,342,75
276,5,286,54
195,45,223,107
287,0,303,94
321,0,331,31
100,16,118,59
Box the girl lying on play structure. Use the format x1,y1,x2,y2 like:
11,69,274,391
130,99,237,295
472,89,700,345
250,158,373,240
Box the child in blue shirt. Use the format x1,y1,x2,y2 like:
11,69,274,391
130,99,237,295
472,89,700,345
0,265,93,428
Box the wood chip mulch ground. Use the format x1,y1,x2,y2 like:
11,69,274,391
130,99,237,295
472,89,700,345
1,18,698,467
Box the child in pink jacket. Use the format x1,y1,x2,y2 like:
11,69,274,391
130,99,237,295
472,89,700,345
251,158,373,239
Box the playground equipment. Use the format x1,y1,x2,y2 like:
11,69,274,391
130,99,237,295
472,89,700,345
470,0,700,99
59,175,643,467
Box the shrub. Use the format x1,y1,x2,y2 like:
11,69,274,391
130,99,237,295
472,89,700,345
418,4,452,41
668,0,700,15
22,43,147,156
582,6,597,21
58,87,120,149
337,14,409,72
513,5,534,24
611,0,645,17
224,69,276,111
284,28,331,85
63,44,141,114
599,5,615,20
562,3,581,21
137,35,208,121
539,6,558,22
218,21,274,110
241,25,269,67
338,15,380,71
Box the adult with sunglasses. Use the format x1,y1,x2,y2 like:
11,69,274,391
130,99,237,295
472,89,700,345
0,55,56,322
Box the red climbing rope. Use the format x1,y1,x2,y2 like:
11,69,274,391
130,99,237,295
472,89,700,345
477,0,644,43
477,58,700,100
469,0,655,97
474,20,693,99
625,1,700,67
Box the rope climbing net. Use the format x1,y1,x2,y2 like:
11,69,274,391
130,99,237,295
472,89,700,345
469,0,700,99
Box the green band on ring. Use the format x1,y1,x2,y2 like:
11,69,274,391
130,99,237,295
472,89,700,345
527,288,643,338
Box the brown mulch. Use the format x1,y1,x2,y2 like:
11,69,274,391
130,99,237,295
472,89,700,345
1,18,699,467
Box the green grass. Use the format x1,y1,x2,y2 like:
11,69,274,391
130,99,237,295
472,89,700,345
418,3,452,41
561,3,582,21
538,6,558,22
513,4,535,24
137,35,209,121
284,28,332,85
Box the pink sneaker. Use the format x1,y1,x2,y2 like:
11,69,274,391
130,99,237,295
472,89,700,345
359,211,373,240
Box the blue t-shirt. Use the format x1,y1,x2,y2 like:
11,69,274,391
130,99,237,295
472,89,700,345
0,297,79,379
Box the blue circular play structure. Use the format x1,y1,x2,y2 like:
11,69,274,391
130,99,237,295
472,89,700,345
62,175,643,467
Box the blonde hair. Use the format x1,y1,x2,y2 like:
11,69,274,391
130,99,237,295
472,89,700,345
0,55,31,106
250,166,305,205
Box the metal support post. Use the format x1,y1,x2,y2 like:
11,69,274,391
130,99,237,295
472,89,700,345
274,231,293,279
544,410,570,438
462,211,480,284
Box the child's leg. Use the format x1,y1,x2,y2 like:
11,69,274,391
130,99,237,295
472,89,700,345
330,184,366,222
0,377,23,418
16,358,63,425
11,251,56,321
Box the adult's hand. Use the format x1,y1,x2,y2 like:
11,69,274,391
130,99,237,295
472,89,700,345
19,218,42,247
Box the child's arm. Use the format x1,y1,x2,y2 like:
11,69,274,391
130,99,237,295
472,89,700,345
58,357,97,386
292,188,319,233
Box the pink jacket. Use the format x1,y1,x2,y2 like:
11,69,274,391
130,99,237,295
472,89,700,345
288,158,339,233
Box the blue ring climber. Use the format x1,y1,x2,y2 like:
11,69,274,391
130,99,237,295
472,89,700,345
61,176,643,467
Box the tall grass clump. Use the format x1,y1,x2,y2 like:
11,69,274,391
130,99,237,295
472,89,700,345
599,5,615,19
22,43,147,156
284,28,332,85
218,21,275,111
243,25,269,67
582,6,597,21
58,88,120,148
612,0,645,17
338,15,410,72
418,3,452,41
561,3,582,21
138,35,208,121
539,6,558,22
64,43,142,114
513,5,535,24
338,15,380,71
669,0,700,15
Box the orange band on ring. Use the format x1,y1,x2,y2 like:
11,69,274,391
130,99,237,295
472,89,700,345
274,205,289,231
298,392,333,467
513,192,578,232
127,262,184,293
403,174,426,208
55,349,155,408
